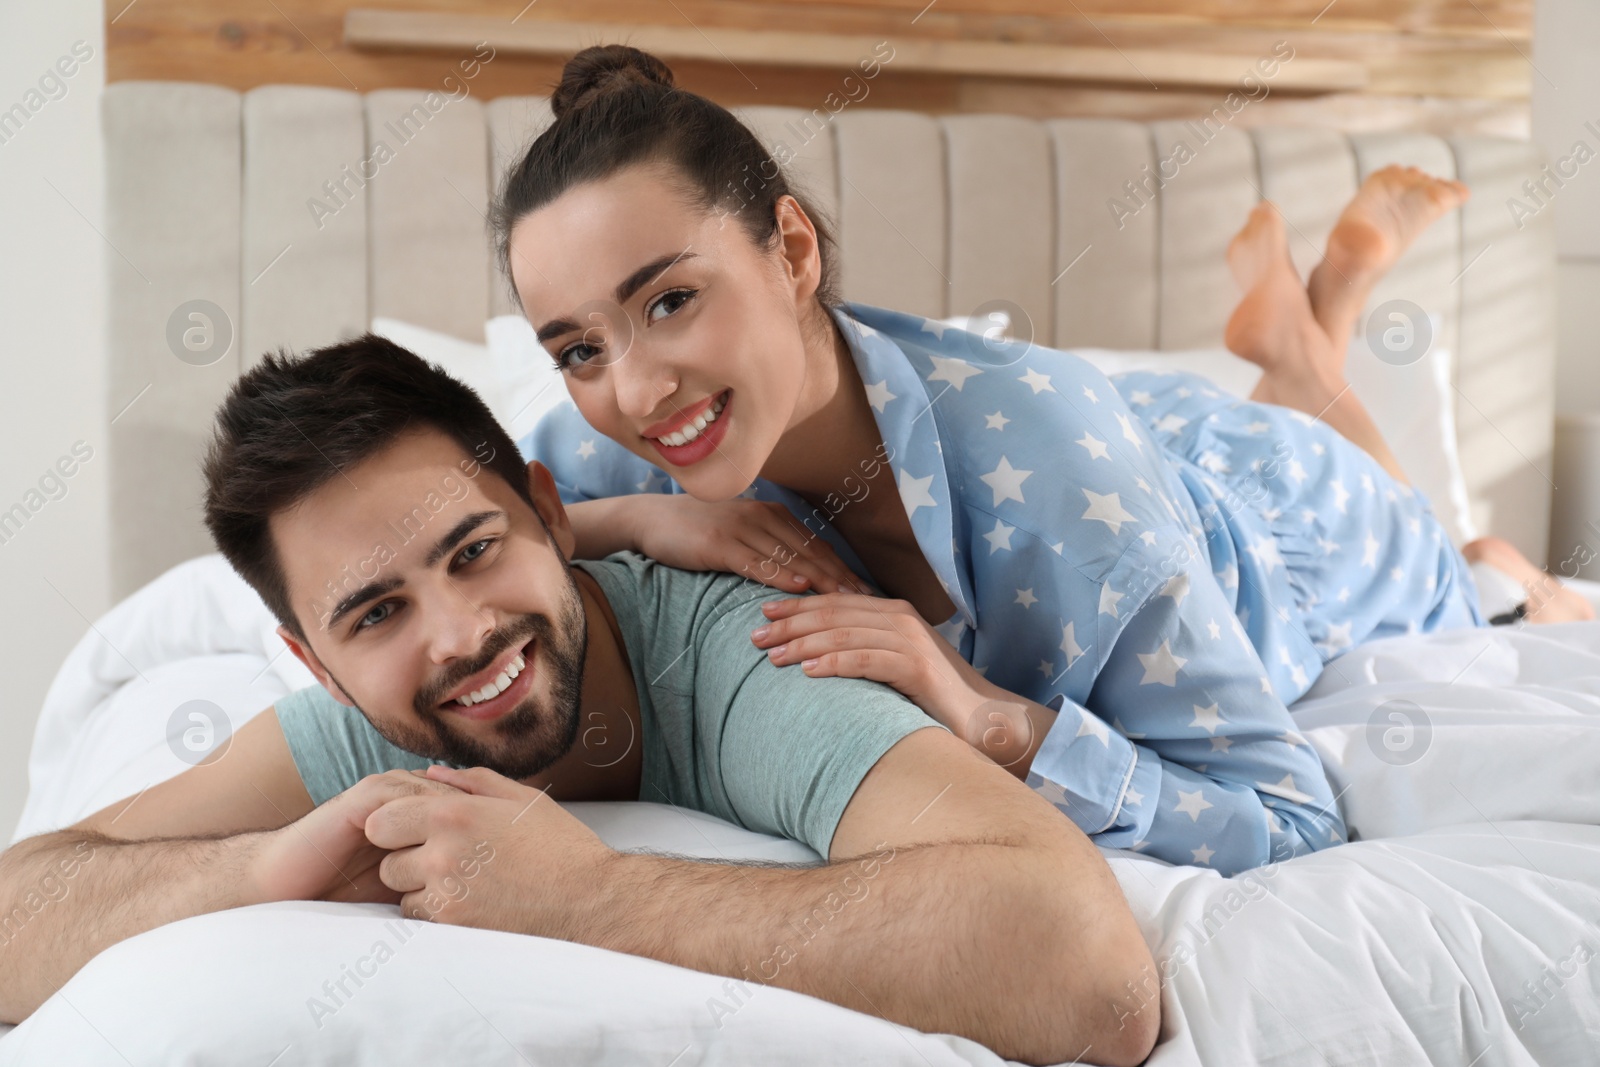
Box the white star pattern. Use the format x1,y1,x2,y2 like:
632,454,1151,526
1175,790,1214,821
1362,533,1380,568
982,519,1015,554
1081,489,1137,534
1076,432,1110,461
1140,531,1158,546
1098,584,1124,618
863,379,897,412
1114,412,1144,451
980,455,1033,506
1191,843,1216,865
1246,536,1284,576
1189,702,1224,734
1206,618,1221,640
1128,389,1153,406
1137,641,1187,686
919,317,950,340
927,356,981,390
1155,414,1188,434
1083,385,1100,404
1331,480,1350,514
1015,588,1038,608
1318,621,1353,654
898,470,937,516
984,410,1010,431
1018,367,1055,394
1160,573,1190,605
1060,622,1086,666
576,439,597,460
1257,774,1314,805
1075,708,1110,747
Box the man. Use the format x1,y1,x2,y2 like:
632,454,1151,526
0,337,1157,1066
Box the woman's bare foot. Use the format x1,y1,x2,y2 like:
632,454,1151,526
1307,165,1471,361
1462,535,1596,624
1224,202,1345,412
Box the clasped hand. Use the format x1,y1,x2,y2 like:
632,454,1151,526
253,766,612,939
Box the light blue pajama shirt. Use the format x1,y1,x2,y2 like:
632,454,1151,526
519,301,1486,875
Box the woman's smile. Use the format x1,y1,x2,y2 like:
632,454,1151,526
644,389,732,467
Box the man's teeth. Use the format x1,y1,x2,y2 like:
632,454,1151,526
656,393,726,448
453,652,525,707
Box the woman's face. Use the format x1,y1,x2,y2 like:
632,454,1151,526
507,163,821,501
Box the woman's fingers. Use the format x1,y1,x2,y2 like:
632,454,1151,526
736,546,818,593
756,509,870,594
752,606,919,655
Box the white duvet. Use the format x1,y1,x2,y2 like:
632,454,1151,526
5,555,1600,1066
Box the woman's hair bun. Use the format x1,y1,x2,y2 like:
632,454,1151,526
551,45,675,118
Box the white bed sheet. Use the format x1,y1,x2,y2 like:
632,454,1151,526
6,556,1600,1065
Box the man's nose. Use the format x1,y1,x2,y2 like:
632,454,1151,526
426,589,495,665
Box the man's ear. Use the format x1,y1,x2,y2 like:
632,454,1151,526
277,624,358,708
526,460,577,561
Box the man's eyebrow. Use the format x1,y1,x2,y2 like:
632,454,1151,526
323,510,503,631
534,250,699,344
327,575,403,630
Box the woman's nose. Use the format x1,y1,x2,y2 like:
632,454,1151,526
613,351,679,421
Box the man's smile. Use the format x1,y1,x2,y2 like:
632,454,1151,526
439,636,539,723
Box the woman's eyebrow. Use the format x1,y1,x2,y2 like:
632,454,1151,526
534,249,699,343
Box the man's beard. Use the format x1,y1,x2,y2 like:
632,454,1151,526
335,565,588,781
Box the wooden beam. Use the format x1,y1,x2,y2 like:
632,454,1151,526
343,8,1368,94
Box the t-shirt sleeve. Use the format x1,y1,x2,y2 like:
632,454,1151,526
692,589,948,861
273,685,441,806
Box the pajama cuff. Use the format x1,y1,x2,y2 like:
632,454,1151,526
1026,701,1142,836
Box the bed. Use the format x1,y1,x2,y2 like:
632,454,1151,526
5,80,1594,1065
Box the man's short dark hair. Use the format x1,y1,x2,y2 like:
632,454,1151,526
202,334,536,641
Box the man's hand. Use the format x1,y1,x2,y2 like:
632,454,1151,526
249,770,468,907
363,765,613,935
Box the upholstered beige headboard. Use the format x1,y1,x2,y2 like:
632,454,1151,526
103,81,1556,600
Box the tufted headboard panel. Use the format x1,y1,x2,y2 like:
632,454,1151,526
103,82,1556,599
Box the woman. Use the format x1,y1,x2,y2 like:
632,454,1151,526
493,46,1584,876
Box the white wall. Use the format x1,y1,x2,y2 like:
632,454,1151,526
1532,0,1600,576
0,0,109,838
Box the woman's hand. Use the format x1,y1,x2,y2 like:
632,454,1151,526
615,495,870,595
752,593,1055,776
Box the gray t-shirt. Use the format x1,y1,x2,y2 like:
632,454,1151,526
274,552,944,858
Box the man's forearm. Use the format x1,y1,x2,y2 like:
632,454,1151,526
575,839,1111,1066
0,829,263,1023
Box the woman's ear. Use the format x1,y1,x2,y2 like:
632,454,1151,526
772,194,822,303
526,460,577,560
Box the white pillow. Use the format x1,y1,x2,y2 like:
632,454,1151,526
1071,328,1478,546
370,318,568,442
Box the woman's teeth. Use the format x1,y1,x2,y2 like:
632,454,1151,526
453,651,525,707
655,393,726,448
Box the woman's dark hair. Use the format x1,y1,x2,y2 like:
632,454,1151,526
201,335,536,641
490,44,840,309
